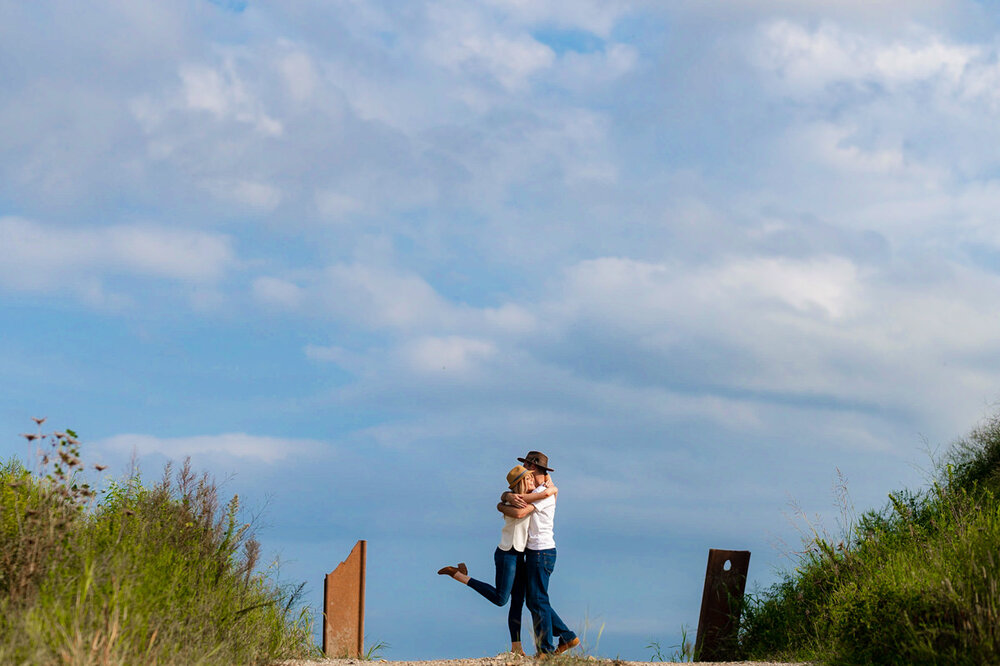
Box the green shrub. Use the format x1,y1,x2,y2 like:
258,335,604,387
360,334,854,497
740,416,1000,664
0,425,317,665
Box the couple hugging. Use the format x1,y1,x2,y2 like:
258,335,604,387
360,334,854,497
438,451,580,657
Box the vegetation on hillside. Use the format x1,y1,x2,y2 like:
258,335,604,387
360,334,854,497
739,414,1000,665
0,423,317,665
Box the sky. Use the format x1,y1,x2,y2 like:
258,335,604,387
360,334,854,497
4,0,1000,659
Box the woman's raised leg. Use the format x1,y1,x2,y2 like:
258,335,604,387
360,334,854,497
466,547,519,606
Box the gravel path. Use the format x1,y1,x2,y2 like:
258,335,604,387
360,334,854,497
275,657,814,666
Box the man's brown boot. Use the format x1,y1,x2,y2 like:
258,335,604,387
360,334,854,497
554,637,580,655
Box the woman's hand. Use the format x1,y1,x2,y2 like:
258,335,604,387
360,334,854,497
502,491,528,508
498,501,535,519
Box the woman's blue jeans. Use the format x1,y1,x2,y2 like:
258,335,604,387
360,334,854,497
467,547,527,642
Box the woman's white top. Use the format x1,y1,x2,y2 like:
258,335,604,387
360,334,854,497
499,513,530,552
498,483,547,552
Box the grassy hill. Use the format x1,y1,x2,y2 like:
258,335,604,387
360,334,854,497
739,415,1000,664
0,425,317,665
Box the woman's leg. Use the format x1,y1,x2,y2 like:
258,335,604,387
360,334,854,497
466,548,518,606
508,551,526,651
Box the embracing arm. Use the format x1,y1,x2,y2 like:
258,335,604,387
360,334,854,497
515,484,557,503
497,502,535,519
501,479,558,506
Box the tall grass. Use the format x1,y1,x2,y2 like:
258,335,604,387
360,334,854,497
739,415,1000,665
0,424,317,665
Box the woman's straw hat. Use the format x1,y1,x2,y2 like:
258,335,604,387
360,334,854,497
506,465,530,489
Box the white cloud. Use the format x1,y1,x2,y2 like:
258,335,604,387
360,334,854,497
481,303,537,334
481,0,632,37
204,179,283,212
278,248,987,434
0,217,235,294
255,263,540,341
425,4,555,91
790,122,906,175
544,252,1000,432
279,50,319,102
0,1,639,244
756,20,978,95
98,432,325,464
550,256,863,367
402,335,497,374
252,276,304,310
556,42,638,90
320,263,457,330
315,190,365,221
713,256,859,318
106,225,234,281
738,20,1000,251
299,243,1000,458
178,63,283,136
181,65,232,116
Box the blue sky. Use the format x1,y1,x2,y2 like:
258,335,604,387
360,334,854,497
4,0,1000,659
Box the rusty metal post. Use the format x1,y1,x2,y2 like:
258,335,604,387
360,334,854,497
694,548,750,661
323,540,367,658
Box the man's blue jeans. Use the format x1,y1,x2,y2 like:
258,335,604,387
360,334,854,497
525,547,577,653
467,547,527,642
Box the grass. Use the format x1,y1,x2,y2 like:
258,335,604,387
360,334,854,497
575,611,606,657
0,422,318,665
645,625,693,662
362,638,390,660
738,413,1000,665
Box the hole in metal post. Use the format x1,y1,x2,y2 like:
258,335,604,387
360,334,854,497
723,559,731,571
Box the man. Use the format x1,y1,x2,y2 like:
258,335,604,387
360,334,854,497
500,451,580,656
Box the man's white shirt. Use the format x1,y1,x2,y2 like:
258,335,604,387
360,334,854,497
526,484,556,550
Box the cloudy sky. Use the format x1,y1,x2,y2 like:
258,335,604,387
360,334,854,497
4,0,1000,659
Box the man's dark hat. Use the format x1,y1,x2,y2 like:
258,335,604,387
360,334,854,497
517,450,554,472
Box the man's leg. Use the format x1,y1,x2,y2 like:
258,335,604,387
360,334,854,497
535,549,577,650
524,548,557,654
524,549,548,654
550,607,578,649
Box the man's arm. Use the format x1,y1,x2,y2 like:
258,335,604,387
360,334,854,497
513,484,557,503
497,502,534,519
501,482,557,506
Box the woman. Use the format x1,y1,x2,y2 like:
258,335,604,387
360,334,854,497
437,465,556,656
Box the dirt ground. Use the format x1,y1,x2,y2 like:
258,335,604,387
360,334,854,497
275,657,813,666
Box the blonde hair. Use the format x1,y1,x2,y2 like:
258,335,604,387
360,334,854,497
512,474,533,495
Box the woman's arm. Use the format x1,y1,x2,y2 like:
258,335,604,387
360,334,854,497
497,502,534,519
515,485,557,503
503,480,558,505
499,490,553,506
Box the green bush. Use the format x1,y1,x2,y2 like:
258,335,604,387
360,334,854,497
0,425,317,665
740,416,1000,664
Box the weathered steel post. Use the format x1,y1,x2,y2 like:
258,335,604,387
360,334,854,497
695,548,750,661
323,540,367,658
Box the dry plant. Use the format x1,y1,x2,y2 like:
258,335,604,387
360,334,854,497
0,420,317,665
